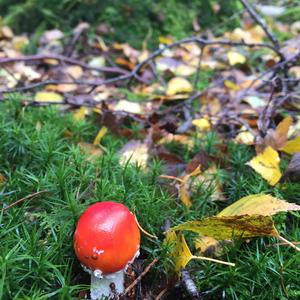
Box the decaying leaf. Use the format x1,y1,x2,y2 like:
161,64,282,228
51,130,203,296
179,166,202,208
218,194,300,217
235,130,255,145
34,91,63,102
166,77,193,96
281,136,300,154
169,215,278,240
246,146,282,186
119,140,149,169
194,236,231,257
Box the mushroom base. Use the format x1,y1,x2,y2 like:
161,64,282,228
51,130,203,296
91,270,124,300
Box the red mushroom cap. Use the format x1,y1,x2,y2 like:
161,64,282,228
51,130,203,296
73,202,140,274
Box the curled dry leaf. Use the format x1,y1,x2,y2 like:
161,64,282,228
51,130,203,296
218,194,300,217
246,146,281,186
119,140,149,169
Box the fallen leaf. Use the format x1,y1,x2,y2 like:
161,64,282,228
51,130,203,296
165,231,193,273
34,91,63,102
93,127,107,146
227,51,246,65
166,77,193,96
246,146,282,185
194,236,230,257
192,118,211,131
65,66,83,79
218,194,300,217
45,83,77,93
224,80,240,91
179,166,202,208
119,140,149,169
281,136,300,154
169,215,278,240
114,100,143,114
73,107,87,121
235,131,255,145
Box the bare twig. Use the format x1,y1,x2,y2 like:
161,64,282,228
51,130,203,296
2,190,47,211
120,258,158,298
240,0,280,51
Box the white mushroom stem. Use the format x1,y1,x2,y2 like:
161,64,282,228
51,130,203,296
90,269,125,300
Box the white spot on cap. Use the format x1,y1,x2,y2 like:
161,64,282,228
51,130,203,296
93,247,105,255
93,269,103,278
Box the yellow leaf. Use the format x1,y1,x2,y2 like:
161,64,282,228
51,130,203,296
166,77,193,96
34,91,63,102
169,215,278,240
276,116,293,139
218,194,300,217
194,236,229,257
246,146,281,185
159,36,174,44
227,51,246,65
224,80,240,91
192,118,211,131
93,127,107,146
165,231,193,273
281,136,300,154
114,100,143,114
73,107,87,121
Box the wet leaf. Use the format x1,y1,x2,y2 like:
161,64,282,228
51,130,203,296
169,215,278,240
218,194,300,217
246,146,282,185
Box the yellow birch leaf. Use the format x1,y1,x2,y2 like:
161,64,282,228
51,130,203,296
165,231,193,273
73,107,87,121
166,77,193,96
224,80,240,91
169,215,278,240
276,116,292,139
227,51,246,65
192,118,211,131
218,194,300,217
93,127,107,146
34,91,63,102
246,146,281,185
194,236,229,257
281,136,300,154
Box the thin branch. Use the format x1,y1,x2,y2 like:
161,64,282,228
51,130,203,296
240,0,280,51
2,190,47,211
0,54,128,75
121,258,158,298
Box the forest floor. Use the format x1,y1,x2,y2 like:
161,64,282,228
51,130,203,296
0,2,300,299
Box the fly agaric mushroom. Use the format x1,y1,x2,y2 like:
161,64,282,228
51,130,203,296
74,202,140,299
